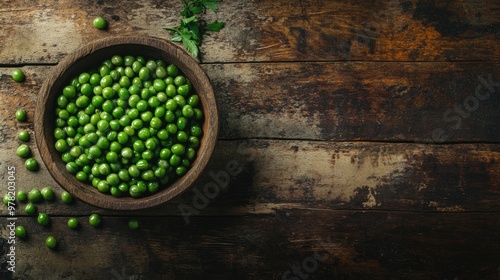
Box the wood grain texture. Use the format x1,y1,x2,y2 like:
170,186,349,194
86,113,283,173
207,62,500,142
1,64,499,143
0,0,499,279
0,140,499,217
1,211,499,280
0,0,498,64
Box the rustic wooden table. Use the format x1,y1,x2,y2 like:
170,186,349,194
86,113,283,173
1,1,499,279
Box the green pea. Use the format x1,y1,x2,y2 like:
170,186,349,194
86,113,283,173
167,64,179,77
15,109,27,122
41,187,54,201
25,158,39,172
139,67,150,80
15,226,27,238
93,16,107,30
16,190,27,202
63,85,76,98
66,162,79,174
12,69,25,82
24,203,37,215
17,144,31,158
67,218,79,229
61,191,73,204
166,84,177,97
177,84,190,96
97,180,110,193
128,218,139,229
37,212,50,226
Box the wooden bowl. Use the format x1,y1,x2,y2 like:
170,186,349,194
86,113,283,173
35,36,218,210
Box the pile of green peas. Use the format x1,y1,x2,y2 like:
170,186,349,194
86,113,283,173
54,55,203,198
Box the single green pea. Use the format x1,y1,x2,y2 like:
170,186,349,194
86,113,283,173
93,16,107,30
166,84,177,98
182,105,195,118
187,95,200,107
171,144,186,156
55,139,69,152
80,83,93,96
28,188,42,203
157,92,168,103
90,73,102,86
63,85,76,98
15,109,27,122
41,187,55,201
16,190,27,202
177,84,190,96
45,236,57,249
3,193,12,206
190,125,203,137
124,56,135,66
128,218,139,229
139,67,150,81
174,75,186,86
66,162,79,174
37,212,50,226
17,144,31,158
106,173,120,186
67,217,79,229
24,203,36,215
167,64,179,77
61,191,73,204
76,171,89,182
111,55,123,66
12,69,25,82
25,158,39,172
140,111,153,123
89,213,102,227
15,226,27,238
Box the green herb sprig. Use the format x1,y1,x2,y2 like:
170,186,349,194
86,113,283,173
165,0,225,58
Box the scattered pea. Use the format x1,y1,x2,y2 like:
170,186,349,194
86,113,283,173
93,16,107,30
3,193,12,206
16,190,27,202
11,69,25,82
128,218,139,229
25,157,39,172
89,213,101,227
28,188,42,203
45,236,57,249
15,109,27,122
24,203,37,215
67,217,79,229
37,212,50,226
16,144,31,158
15,226,27,239
41,187,55,201
18,130,30,142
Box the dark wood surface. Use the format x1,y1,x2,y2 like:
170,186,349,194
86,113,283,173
1,1,499,279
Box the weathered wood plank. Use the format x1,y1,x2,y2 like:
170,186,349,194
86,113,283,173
1,63,499,143
0,0,498,64
1,211,499,279
1,139,499,217
207,62,500,142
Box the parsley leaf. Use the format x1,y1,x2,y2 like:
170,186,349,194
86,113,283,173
204,20,225,32
165,0,225,58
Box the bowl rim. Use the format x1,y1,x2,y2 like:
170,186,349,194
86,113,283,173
35,35,219,210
